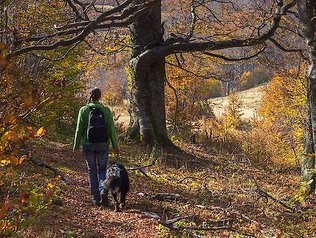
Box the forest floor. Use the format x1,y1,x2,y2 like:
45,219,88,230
19,138,316,238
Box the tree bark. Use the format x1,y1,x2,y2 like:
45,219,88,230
298,0,316,194
128,0,172,147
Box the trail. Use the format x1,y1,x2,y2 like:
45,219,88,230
22,140,315,238
25,141,158,238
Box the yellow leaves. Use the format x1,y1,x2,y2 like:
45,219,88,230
35,127,46,137
1,130,18,143
46,182,55,197
0,160,10,167
0,155,25,167
0,125,45,168
257,65,307,164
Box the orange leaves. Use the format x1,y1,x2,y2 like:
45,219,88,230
3,115,16,124
22,95,33,110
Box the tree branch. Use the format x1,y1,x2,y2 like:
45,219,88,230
203,46,266,61
132,0,297,70
269,37,307,59
10,0,159,57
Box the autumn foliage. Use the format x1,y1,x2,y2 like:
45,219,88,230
257,66,307,165
0,45,85,235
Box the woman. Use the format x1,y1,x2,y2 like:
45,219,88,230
73,88,120,206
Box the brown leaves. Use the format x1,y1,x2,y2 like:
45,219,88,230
21,95,33,110
0,42,8,68
0,200,12,220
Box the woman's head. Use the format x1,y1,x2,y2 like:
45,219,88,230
90,88,102,102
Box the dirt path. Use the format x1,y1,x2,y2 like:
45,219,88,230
22,140,316,238
25,141,159,238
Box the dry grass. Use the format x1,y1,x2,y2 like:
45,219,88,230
209,85,265,120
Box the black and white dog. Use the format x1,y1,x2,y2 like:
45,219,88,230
102,162,130,212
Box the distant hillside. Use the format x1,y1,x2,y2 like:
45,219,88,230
209,84,266,120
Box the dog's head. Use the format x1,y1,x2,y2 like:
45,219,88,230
107,163,122,178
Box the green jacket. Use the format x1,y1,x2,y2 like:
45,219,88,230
73,102,118,151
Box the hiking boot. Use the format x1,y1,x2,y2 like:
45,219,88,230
100,190,109,207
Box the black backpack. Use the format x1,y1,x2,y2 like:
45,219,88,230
87,106,109,143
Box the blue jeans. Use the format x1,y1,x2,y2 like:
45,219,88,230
83,144,109,203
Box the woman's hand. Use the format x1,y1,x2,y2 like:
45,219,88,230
112,147,120,156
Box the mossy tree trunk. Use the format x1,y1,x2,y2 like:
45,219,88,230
298,0,316,194
127,0,172,147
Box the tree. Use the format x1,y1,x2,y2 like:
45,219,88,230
123,0,297,147
1,0,299,148
297,0,316,194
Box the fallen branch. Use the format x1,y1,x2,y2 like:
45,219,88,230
127,162,155,178
244,179,297,212
137,192,184,202
24,147,70,183
152,193,182,201
143,212,254,237
254,187,296,212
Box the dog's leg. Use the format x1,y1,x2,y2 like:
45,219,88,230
111,191,119,212
101,189,109,207
120,192,127,209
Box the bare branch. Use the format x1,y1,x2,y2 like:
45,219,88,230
31,41,81,61
166,61,223,81
269,38,307,59
143,212,254,236
10,0,159,57
127,162,155,178
132,0,297,70
203,46,266,61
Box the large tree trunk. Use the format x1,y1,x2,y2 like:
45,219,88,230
298,1,316,194
127,0,172,147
